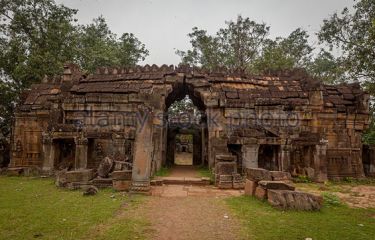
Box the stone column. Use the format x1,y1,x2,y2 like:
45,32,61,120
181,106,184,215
131,109,153,192
242,144,260,169
42,135,54,171
280,145,291,172
201,127,206,166
74,137,88,169
313,141,328,182
206,107,225,169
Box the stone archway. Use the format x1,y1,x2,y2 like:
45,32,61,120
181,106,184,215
161,80,208,175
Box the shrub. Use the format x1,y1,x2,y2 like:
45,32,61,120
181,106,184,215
322,192,342,206
293,175,312,183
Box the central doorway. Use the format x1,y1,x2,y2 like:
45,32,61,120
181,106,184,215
163,81,208,178
175,134,193,166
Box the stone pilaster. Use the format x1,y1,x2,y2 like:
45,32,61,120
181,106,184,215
280,144,291,172
74,137,88,169
131,108,153,193
42,134,54,171
242,144,260,169
313,140,328,182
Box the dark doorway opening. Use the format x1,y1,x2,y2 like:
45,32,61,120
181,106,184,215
258,145,279,171
163,81,208,176
54,139,75,170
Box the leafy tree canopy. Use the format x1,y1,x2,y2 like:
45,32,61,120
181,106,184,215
177,16,270,72
0,0,149,138
318,0,375,86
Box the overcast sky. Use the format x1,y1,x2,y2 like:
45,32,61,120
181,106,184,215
56,0,354,65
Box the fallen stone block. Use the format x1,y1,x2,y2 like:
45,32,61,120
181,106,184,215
244,179,257,196
270,171,292,181
91,177,113,188
83,185,99,196
258,181,295,191
98,156,114,178
66,181,91,190
7,167,24,176
113,180,131,191
110,170,132,180
255,186,267,200
55,170,67,187
246,168,272,182
267,190,323,211
65,169,95,183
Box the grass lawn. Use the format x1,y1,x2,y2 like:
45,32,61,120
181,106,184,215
226,196,375,240
0,176,149,240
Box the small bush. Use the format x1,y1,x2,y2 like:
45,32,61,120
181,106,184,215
293,175,312,183
322,192,342,206
343,177,355,183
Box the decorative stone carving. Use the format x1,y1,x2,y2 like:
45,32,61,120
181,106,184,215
95,142,104,156
97,157,114,178
42,133,53,145
130,181,151,193
74,137,88,146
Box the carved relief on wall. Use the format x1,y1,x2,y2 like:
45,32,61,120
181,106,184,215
15,140,23,157
95,142,104,157
75,137,88,146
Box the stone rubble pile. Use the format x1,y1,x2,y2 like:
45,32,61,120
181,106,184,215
245,168,323,211
55,156,133,191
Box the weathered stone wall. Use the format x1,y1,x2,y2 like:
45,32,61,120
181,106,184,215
10,64,370,185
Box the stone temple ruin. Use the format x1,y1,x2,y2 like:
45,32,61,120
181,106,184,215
7,63,373,192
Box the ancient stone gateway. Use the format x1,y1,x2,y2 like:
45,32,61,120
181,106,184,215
9,64,370,191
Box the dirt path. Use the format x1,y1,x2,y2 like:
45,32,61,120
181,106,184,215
129,185,245,240
175,152,193,166
168,165,200,178
144,196,242,240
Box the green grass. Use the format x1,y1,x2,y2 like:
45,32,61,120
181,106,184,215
197,166,214,183
154,166,171,177
226,196,375,240
295,179,375,195
0,176,149,240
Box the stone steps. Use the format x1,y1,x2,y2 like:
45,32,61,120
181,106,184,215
152,177,211,186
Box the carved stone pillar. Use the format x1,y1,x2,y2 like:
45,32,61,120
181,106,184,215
42,134,54,171
201,127,206,166
313,141,328,182
280,145,291,172
131,109,153,192
74,137,88,169
242,144,260,169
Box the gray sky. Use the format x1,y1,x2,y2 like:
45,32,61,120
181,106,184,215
57,0,354,65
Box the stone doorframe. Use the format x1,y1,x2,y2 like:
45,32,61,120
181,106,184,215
42,133,87,172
